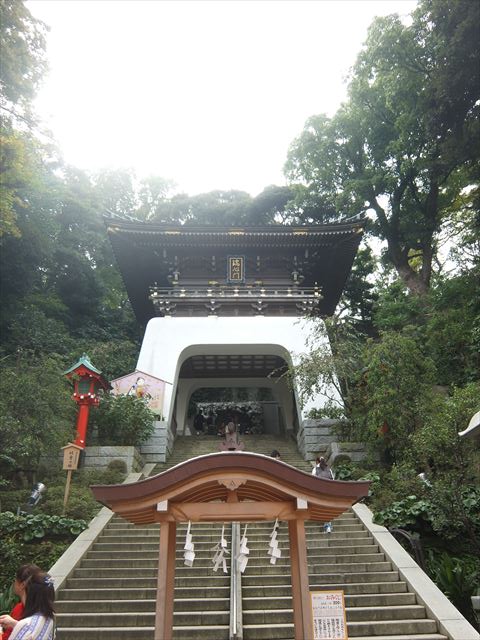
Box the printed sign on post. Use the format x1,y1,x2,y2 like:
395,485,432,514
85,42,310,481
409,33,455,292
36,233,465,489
311,590,348,640
62,443,82,470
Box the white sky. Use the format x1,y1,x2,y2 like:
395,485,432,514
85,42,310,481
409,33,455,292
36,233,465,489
28,0,417,197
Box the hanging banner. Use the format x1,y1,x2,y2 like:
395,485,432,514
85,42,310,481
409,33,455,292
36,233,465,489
311,590,348,640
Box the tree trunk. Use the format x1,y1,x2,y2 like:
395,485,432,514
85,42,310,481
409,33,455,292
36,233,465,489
395,260,431,296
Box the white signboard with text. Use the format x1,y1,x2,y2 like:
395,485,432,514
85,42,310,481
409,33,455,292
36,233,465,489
311,590,348,640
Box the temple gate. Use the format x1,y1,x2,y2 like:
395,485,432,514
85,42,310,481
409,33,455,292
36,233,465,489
106,222,363,438
92,452,369,640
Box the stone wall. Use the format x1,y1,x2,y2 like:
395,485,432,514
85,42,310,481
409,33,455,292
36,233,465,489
83,446,144,472
297,418,338,460
326,441,367,466
139,420,173,464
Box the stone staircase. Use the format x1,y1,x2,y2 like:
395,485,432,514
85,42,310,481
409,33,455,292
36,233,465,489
55,433,450,639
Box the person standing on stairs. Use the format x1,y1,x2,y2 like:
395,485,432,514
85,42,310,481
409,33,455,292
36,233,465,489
0,569,55,640
312,456,335,533
193,409,205,436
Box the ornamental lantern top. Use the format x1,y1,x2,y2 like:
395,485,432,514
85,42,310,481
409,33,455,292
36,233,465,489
64,353,111,404
64,353,104,378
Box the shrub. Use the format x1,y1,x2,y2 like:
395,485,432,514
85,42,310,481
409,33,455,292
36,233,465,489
0,512,87,595
373,494,431,531
90,393,155,446
0,512,87,542
38,485,99,521
425,549,480,630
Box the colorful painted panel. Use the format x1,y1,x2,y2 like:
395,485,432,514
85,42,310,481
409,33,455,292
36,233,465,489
111,370,166,416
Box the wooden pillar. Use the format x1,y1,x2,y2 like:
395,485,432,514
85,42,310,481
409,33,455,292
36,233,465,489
155,521,177,640
289,518,313,640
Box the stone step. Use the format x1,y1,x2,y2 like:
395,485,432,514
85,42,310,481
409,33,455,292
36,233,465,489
57,612,154,627
307,544,380,556
308,580,409,595
347,619,439,636
243,592,417,609
57,626,232,640
306,530,370,540
58,610,233,627
309,561,393,574
66,575,230,589
81,555,232,568
173,625,229,640
58,585,230,602
308,570,401,584
56,628,155,640
349,636,447,640
242,585,294,598
91,543,160,551
242,574,292,587
347,605,427,622
243,609,293,625
308,553,385,564
243,622,294,639
345,592,417,607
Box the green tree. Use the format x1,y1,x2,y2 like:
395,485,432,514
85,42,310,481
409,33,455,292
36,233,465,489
249,185,296,224
285,0,480,296
0,353,75,483
0,0,47,120
351,332,437,462
293,317,365,418
152,189,254,225
0,0,48,237
338,246,378,335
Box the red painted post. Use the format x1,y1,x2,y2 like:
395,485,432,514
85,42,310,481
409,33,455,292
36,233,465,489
73,402,91,448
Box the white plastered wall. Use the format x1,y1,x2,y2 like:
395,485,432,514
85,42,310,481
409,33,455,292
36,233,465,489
136,316,336,430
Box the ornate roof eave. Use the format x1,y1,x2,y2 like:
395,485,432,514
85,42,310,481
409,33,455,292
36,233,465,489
91,452,370,525
105,220,364,242
104,219,364,324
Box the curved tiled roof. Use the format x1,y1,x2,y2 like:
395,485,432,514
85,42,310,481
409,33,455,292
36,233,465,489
91,452,369,525
105,221,364,323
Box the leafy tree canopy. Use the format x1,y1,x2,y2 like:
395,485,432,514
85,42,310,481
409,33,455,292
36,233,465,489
285,0,480,295
0,0,47,121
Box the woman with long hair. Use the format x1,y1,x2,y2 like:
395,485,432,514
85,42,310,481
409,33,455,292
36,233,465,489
0,565,42,640
0,569,55,640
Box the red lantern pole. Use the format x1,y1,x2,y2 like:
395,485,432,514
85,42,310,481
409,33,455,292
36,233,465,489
64,354,111,451
73,402,92,448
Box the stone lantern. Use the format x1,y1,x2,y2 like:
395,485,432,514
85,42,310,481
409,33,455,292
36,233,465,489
64,354,111,448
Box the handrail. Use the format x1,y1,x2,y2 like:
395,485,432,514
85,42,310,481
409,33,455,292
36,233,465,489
388,527,426,570
229,522,243,640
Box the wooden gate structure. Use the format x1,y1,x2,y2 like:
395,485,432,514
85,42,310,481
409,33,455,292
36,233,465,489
91,452,369,640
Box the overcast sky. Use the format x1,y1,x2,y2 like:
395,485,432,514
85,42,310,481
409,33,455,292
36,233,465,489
28,0,417,197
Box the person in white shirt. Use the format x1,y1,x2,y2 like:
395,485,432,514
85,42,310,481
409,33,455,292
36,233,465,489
312,456,335,533
0,571,55,640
